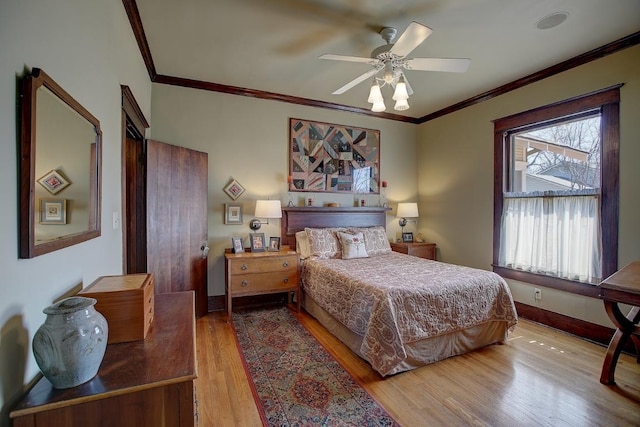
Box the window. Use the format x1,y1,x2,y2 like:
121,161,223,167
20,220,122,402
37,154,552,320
493,86,620,296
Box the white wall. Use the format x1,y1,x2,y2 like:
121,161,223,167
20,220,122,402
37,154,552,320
416,45,640,328
0,0,151,421
149,83,418,296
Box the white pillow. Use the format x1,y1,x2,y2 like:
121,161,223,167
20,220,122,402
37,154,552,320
337,231,368,259
348,226,392,256
295,230,311,259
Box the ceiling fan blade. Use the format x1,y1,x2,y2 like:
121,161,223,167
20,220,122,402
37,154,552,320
332,68,379,95
400,71,414,96
319,54,379,64
404,57,471,73
389,21,433,58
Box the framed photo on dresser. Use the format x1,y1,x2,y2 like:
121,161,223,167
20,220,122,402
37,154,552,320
231,236,244,253
250,233,266,252
402,232,414,243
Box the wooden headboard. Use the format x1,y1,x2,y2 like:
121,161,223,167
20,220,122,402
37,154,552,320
280,206,391,249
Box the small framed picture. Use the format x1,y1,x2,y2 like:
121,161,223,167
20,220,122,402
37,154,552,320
269,237,281,251
37,169,70,195
223,178,245,200
250,233,266,252
231,236,244,253
402,232,414,243
224,203,243,224
40,199,67,224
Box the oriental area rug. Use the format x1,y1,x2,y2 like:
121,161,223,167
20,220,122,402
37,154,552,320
232,306,399,427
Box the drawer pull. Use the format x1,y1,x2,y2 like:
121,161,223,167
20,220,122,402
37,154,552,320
283,261,289,267
241,263,248,270
283,278,288,284
241,280,248,287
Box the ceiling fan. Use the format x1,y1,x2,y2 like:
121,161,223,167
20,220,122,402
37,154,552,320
319,21,471,112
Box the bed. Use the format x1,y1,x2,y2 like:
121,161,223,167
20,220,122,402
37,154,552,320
281,206,518,377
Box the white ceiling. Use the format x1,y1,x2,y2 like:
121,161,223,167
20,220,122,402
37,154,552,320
134,0,640,119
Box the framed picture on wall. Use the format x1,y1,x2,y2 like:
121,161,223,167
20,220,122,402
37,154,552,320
224,203,243,224
40,198,67,224
250,233,266,252
223,178,245,200
37,169,70,195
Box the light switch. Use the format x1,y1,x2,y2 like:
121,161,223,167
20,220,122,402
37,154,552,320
112,211,120,230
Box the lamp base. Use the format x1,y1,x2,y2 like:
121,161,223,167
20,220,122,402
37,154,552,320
249,219,262,231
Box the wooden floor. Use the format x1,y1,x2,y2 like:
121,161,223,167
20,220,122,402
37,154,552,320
194,306,640,427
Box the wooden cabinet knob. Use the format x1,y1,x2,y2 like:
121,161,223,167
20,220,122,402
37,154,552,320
283,278,288,284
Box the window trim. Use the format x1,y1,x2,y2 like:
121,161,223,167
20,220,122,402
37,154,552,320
493,85,621,295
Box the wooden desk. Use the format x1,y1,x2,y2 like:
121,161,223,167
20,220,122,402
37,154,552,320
598,261,640,385
10,292,197,426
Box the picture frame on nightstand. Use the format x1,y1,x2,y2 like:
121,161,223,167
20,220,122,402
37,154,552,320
402,232,414,243
250,233,266,252
231,236,244,253
269,237,281,251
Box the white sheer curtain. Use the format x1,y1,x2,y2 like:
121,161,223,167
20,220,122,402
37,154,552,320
499,194,601,283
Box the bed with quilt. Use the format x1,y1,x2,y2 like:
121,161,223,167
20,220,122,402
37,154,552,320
282,207,518,377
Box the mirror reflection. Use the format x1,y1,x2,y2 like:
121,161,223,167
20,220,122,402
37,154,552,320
20,68,102,258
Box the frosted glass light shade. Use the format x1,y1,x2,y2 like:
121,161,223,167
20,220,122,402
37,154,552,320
392,81,409,101
397,202,419,218
367,82,383,104
371,100,386,112
394,98,409,111
254,200,282,218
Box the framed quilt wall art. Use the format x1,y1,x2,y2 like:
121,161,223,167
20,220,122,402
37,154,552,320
289,118,380,194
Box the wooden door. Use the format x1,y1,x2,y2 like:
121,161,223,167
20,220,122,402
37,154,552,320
124,137,147,274
146,140,208,317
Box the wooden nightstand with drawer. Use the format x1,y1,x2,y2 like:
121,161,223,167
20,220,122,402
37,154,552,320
390,242,437,260
224,245,300,318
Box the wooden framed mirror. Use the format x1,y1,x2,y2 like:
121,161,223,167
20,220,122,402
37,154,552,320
19,68,102,258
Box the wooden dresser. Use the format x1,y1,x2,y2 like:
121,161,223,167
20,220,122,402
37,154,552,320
10,292,197,427
225,246,300,318
390,242,437,260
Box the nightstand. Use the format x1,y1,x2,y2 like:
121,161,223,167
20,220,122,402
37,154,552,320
390,242,437,260
224,245,300,318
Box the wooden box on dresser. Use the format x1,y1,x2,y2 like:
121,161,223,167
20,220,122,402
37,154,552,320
225,245,300,318
10,292,197,427
78,273,154,344
390,242,437,260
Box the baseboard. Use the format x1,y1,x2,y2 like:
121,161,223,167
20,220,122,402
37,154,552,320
514,302,634,352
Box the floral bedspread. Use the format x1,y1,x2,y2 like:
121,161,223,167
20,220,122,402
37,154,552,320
301,252,518,376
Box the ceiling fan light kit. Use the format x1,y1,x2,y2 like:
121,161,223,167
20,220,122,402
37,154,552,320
320,21,471,113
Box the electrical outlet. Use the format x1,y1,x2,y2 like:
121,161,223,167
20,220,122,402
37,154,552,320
112,211,120,230
534,288,542,301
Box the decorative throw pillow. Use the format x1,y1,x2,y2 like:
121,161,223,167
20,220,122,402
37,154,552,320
304,227,346,259
295,230,311,259
349,226,392,256
338,231,368,259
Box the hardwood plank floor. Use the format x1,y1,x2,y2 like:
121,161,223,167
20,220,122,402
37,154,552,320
195,307,640,426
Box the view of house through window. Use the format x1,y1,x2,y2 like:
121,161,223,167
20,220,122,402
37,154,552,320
500,114,602,283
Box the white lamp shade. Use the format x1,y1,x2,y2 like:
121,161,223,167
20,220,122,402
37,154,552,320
254,200,282,218
397,202,419,218
392,81,409,101
367,82,383,104
371,100,386,112
394,98,410,111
